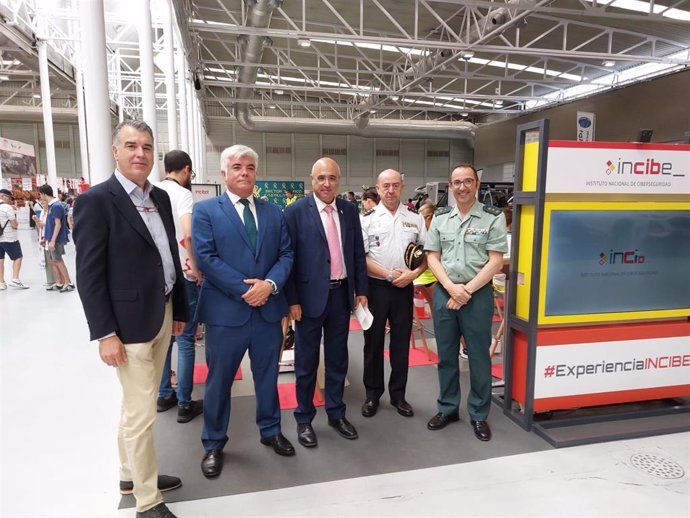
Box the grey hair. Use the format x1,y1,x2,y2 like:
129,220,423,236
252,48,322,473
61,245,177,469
112,120,154,145
220,145,259,173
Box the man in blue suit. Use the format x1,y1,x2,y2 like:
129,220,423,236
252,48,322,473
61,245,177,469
284,157,368,448
193,145,295,479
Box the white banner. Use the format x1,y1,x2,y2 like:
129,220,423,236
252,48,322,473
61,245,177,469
546,142,690,194
576,112,595,142
0,136,35,157
534,336,690,399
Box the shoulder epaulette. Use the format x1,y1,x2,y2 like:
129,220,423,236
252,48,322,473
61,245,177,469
406,206,418,214
434,206,451,216
362,208,375,216
483,204,502,216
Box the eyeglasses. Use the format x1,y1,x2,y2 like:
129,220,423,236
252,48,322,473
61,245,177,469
133,204,159,213
190,170,197,180
450,178,476,188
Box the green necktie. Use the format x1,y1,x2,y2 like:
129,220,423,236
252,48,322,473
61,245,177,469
239,198,257,250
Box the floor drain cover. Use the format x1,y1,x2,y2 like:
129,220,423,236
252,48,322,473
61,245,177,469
630,453,685,479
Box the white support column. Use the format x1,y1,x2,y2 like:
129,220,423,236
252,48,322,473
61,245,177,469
186,80,195,167
37,39,58,193
137,0,160,181
191,94,199,176
79,0,113,185
75,65,90,183
115,48,124,123
177,44,188,152
197,101,205,182
164,0,177,150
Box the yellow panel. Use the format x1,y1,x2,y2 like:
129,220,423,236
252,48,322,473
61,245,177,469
515,205,535,320
538,201,690,325
521,141,539,192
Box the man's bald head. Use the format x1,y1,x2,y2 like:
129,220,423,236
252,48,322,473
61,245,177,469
376,168,404,211
310,157,342,204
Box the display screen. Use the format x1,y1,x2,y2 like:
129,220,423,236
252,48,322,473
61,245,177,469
545,210,690,315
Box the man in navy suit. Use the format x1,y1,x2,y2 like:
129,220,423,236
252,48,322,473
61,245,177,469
193,145,295,479
73,120,187,518
284,157,368,448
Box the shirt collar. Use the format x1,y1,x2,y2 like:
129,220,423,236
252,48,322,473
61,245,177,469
115,169,152,198
313,193,336,213
226,190,255,208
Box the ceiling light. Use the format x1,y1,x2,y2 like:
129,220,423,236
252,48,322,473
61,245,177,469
602,60,616,67
460,51,474,60
390,95,399,101
32,94,41,98
494,99,504,106
0,75,9,81
268,104,277,109
296,38,311,48
369,108,377,114
275,89,284,95
461,112,469,117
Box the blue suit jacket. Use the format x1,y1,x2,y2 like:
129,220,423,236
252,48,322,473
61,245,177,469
193,193,293,326
284,195,368,318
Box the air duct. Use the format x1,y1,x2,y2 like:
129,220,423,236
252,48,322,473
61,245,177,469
234,0,476,141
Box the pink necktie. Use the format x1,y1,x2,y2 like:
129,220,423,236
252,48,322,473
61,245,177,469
324,205,343,279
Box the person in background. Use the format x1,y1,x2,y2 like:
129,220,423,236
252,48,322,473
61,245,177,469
155,150,204,425
284,157,368,448
360,189,379,213
346,191,357,206
284,189,297,206
413,203,437,316
424,164,507,442
37,184,74,293
0,188,29,290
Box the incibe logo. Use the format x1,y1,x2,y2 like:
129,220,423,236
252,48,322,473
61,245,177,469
604,158,685,177
598,249,645,265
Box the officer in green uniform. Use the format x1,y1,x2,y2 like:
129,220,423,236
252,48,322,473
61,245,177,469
424,164,507,441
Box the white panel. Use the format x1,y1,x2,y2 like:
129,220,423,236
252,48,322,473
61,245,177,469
400,139,425,179
294,134,320,181
426,139,450,179
349,136,374,183
450,140,474,166
0,123,36,147
265,133,292,178
375,138,399,174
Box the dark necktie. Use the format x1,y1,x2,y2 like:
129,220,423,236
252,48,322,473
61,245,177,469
239,198,257,250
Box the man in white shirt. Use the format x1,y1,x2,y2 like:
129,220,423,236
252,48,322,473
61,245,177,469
359,170,427,418
0,188,29,290
155,150,204,423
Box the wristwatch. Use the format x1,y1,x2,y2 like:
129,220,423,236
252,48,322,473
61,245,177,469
266,279,278,295
386,270,394,283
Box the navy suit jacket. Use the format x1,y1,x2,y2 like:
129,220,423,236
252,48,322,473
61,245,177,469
284,195,368,318
73,174,188,344
193,193,293,326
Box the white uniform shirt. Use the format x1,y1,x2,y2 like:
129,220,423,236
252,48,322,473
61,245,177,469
157,178,195,280
361,202,426,280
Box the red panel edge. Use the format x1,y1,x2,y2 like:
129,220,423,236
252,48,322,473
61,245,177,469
533,384,690,412
536,321,690,346
548,140,690,151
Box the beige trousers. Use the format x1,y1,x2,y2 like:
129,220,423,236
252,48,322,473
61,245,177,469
116,301,172,512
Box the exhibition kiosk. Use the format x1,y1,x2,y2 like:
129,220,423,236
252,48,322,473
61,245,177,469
498,120,690,447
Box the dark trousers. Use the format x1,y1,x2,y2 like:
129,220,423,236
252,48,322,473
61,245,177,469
433,283,493,420
294,283,350,424
362,278,414,402
201,310,282,451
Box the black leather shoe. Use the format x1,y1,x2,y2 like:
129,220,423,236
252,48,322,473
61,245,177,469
157,393,178,412
361,399,379,418
471,419,492,441
177,400,203,423
391,399,414,417
297,424,318,448
120,474,182,495
328,417,359,440
201,449,224,478
260,432,296,456
136,503,177,518
427,412,460,430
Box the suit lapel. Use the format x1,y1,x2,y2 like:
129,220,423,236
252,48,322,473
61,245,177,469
335,198,348,249
308,195,328,245
219,194,253,252
108,176,156,249
254,198,266,255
